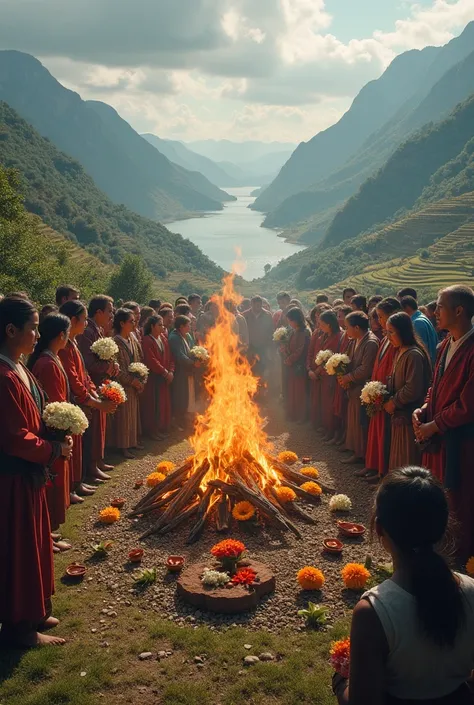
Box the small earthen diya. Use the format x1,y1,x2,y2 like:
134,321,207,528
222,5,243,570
337,521,366,537
65,563,86,579
111,497,125,509
166,555,185,573
128,548,144,563
134,480,144,489
323,538,343,554
301,457,312,464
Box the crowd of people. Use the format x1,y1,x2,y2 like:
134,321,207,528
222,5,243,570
1,280,474,702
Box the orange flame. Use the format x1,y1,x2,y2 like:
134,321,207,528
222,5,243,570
190,272,278,489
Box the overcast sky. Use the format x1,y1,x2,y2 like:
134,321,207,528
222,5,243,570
1,0,473,142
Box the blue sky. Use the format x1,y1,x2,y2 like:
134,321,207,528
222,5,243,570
0,0,473,141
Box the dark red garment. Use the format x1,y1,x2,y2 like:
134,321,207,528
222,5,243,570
58,340,94,483
141,334,175,435
282,328,310,422
31,354,71,530
333,333,353,433
320,330,343,434
422,333,474,559
0,361,55,625
365,338,396,475
307,330,326,428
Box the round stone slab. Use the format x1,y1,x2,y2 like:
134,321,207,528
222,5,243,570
177,560,275,614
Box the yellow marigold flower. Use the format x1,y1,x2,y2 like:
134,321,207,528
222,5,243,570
297,566,325,590
156,460,176,474
466,557,474,576
341,563,370,589
275,486,297,503
301,466,319,479
146,472,166,487
232,501,256,522
301,481,322,496
277,450,298,465
99,506,120,524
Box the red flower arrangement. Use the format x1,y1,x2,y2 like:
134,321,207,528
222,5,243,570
330,638,350,678
211,539,246,560
99,380,127,405
231,568,257,586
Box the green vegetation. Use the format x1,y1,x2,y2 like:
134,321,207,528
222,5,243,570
0,102,223,283
108,255,154,306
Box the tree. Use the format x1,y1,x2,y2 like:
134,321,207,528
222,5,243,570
264,263,272,275
108,254,153,303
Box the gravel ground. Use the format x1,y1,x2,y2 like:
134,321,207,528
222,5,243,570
69,402,388,633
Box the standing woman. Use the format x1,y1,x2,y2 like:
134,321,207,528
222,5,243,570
306,303,331,429
0,296,71,647
332,305,353,446
282,307,311,423
362,297,400,483
169,314,200,430
384,312,431,470
141,314,175,440
28,313,73,550
111,308,144,459
318,309,343,441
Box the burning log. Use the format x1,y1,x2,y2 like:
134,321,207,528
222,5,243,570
266,455,336,494
127,489,180,518
187,487,216,544
132,458,194,512
216,494,231,532
147,501,200,538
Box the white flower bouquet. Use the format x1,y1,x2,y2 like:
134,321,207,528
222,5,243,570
315,349,333,367
360,380,389,417
98,379,127,405
128,362,149,383
201,568,230,588
273,327,289,342
43,401,89,439
190,345,210,362
329,494,352,512
325,353,351,377
90,337,119,361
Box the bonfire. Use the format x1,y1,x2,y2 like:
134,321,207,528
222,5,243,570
130,273,334,542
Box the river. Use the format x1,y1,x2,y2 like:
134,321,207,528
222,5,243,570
167,186,306,281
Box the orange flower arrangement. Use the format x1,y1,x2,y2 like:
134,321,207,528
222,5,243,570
232,567,257,586
297,566,325,590
301,466,319,479
99,381,125,405
146,471,166,487
330,638,351,677
341,563,370,589
99,506,120,524
211,539,246,560
275,486,297,503
466,557,474,576
156,460,175,474
232,501,256,521
277,450,298,465
301,481,322,496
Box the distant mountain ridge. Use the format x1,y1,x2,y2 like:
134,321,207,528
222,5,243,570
0,50,234,222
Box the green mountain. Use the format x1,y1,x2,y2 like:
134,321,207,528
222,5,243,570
0,51,233,222
0,101,223,282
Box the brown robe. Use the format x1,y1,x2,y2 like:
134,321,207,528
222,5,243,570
345,332,379,458
388,347,431,471
110,335,142,449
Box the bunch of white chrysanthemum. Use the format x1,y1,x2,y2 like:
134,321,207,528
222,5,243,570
329,494,352,512
90,338,119,361
190,346,210,362
315,349,333,367
273,327,289,342
43,402,89,435
128,362,149,382
201,568,230,587
325,353,351,376
360,381,388,405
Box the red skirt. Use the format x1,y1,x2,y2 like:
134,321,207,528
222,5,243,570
286,370,308,423
321,374,337,434
70,433,83,484
366,411,390,476
46,457,70,530
310,378,322,427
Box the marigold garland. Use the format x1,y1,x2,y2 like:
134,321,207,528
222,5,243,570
211,539,246,560
301,481,322,496
232,568,257,586
232,501,256,522
156,460,176,475
297,566,325,590
146,472,166,487
99,506,120,524
277,450,298,465
275,486,297,503
466,556,474,576
341,563,370,589
301,466,319,479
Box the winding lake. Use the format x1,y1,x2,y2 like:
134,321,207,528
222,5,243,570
167,186,306,281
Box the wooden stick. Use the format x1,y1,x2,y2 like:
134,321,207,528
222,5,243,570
127,489,180,518
187,487,215,544
266,455,336,494
141,501,199,539
281,480,323,505
132,458,194,511
216,494,231,532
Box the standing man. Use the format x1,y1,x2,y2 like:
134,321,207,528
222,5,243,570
342,287,357,306
243,296,274,383
55,285,80,307
77,295,118,482
273,291,291,329
159,307,174,337
400,295,438,364
413,285,474,560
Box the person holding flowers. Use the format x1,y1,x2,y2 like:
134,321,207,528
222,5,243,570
332,305,353,445
281,307,310,423
333,467,474,704
169,314,201,430
306,303,331,429
0,296,72,647
141,314,175,440
318,309,343,441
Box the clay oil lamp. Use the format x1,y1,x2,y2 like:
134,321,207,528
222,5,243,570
323,538,343,554
111,497,126,509
301,457,312,464
134,480,144,489
166,555,185,573
337,521,366,538
128,548,144,563
65,563,86,579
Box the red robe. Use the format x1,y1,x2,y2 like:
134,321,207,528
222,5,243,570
141,334,175,435
333,333,353,425
365,338,396,475
58,340,94,483
422,333,474,559
307,330,326,428
320,330,343,434
283,328,310,422
0,361,55,625
31,354,71,530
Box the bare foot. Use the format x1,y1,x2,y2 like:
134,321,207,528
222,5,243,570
1,629,65,647
98,461,114,472
39,616,59,631
55,540,72,552
34,632,66,647
77,483,96,496
122,449,136,459
92,468,111,481
53,543,61,553
133,444,145,451
70,492,84,504
51,532,62,540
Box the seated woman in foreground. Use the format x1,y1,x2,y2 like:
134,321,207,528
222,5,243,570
334,466,474,705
